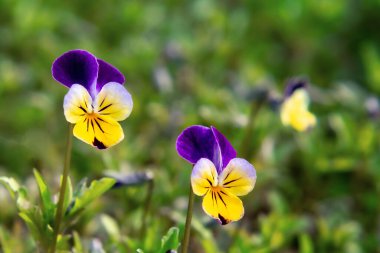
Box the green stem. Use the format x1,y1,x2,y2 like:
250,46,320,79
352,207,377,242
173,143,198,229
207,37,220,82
140,179,154,237
50,123,73,253
239,95,266,158
228,95,267,252
180,184,195,253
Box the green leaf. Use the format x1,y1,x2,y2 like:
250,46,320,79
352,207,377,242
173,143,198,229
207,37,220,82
299,233,314,253
159,227,180,253
18,207,43,243
0,176,29,210
0,177,20,199
67,177,116,216
123,237,140,252
62,176,73,215
73,178,88,198
73,231,85,253
0,227,12,253
19,206,54,250
57,234,71,252
100,214,120,242
33,169,55,222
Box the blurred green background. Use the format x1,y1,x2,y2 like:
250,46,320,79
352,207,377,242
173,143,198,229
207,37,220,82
0,0,379,252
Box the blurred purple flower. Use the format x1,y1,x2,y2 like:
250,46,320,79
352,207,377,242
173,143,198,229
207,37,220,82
284,78,307,98
365,96,380,119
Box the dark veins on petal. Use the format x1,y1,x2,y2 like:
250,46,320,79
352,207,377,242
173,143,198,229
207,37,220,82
94,119,105,133
99,103,112,112
223,177,242,187
212,191,216,207
99,97,105,107
78,106,87,114
85,118,89,131
218,190,231,225
217,192,225,206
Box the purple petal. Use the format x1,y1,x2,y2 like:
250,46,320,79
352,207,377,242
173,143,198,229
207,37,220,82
176,125,221,170
284,78,307,98
52,50,98,93
211,126,237,172
96,59,125,92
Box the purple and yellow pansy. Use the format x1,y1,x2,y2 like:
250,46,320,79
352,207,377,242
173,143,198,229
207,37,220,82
280,80,316,132
176,125,257,225
52,50,133,149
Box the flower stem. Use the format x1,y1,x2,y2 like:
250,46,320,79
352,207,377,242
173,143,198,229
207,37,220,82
50,123,73,253
180,184,195,253
239,94,267,158
140,179,154,237
229,94,267,252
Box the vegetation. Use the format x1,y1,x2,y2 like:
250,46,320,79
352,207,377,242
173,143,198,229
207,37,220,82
0,0,379,252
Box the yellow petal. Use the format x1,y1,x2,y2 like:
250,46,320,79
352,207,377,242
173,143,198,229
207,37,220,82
63,84,93,123
218,158,256,196
73,114,124,149
95,82,133,121
280,89,316,131
202,188,244,225
290,110,316,131
289,89,310,108
191,158,218,196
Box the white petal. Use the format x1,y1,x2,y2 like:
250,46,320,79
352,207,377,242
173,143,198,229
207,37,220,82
94,82,133,121
218,158,256,196
191,158,218,196
63,84,93,123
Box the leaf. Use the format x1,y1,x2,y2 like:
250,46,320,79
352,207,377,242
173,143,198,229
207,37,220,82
18,207,43,243
73,178,88,198
0,226,12,253
123,237,140,252
19,205,55,250
67,178,116,216
299,233,314,253
107,171,154,188
0,177,20,199
33,169,55,222
65,178,88,216
100,214,120,242
0,176,30,210
159,227,180,253
73,231,85,253
57,234,71,252
62,175,73,215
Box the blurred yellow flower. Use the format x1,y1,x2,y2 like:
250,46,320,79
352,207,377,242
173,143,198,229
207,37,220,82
280,83,316,132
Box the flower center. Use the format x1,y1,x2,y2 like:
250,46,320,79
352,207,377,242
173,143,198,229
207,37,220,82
211,185,223,192
86,112,99,120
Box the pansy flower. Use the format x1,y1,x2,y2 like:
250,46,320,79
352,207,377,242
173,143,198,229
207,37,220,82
176,125,257,225
52,50,133,149
280,80,316,132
